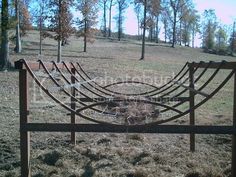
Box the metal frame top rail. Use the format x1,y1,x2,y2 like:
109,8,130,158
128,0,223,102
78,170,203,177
189,61,236,69
14,59,236,177
15,59,72,71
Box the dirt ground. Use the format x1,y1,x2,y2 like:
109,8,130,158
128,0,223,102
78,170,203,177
0,30,235,177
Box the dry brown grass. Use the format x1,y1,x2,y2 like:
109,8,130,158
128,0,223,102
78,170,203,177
0,30,235,177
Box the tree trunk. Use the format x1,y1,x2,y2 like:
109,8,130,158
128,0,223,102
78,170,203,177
140,0,147,60
231,22,236,55
57,40,62,62
164,21,167,43
84,20,87,52
103,1,107,37
137,15,140,40
192,28,195,48
118,5,121,41
0,0,10,69
108,0,112,38
172,12,177,48
179,20,182,45
149,28,153,41
15,0,22,53
57,0,62,62
156,15,159,43
39,15,43,55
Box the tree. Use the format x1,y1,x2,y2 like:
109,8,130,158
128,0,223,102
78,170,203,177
177,0,189,45
134,2,142,39
14,0,32,53
140,0,147,60
15,0,22,53
161,10,169,43
230,21,236,55
147,0,161,43
0,0,10,69
116,0,128,41
190,10,200,48
108,0,116,37
19,0,32,35
202,9,217,51
167,0,191,47
182,8,199,47
49,0,74,62
99,0,108,37
31,0,49,55
76,0,98,52
215,26,227,54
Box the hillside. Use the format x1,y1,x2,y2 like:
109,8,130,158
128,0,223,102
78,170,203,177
0,30,235,177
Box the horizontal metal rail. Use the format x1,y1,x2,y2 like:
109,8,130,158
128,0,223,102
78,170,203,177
189,61,236,69
21,123,236,134
78,97,190,102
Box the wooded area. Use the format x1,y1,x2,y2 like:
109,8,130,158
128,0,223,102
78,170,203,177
0,0,236,69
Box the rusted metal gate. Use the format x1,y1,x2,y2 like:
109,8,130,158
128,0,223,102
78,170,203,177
15,59,236,177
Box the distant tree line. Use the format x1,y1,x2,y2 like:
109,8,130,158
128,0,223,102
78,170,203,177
0,0,236,69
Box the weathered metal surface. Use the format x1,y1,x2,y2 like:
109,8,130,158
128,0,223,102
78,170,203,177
15,59,236,177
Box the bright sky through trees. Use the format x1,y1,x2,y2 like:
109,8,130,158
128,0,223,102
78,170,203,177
123,0,236,37
114,0,236,47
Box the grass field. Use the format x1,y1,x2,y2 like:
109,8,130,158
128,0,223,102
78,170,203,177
0,30,236,177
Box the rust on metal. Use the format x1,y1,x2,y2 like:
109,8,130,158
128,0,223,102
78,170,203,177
15,59,236,177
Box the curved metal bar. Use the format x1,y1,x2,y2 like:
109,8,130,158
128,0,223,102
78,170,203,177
146,69,235,125
75,61,190,96
22,59,114,125
70,62,115,97
51,61,91,100
161,61,223,113
38,60,115,116
60,61,107,98
76,98,183,114
171,61,225,99
148,62,201,98
159,61,211,98
198,61,226,92
21,59,234,127
103,80,159,89
160,101,186,113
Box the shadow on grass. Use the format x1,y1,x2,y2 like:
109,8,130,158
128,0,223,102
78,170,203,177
147,43,173,48
24,41,57,47
23,47,57,52
18,52,114,60
98,37,173,48
22,47,89,55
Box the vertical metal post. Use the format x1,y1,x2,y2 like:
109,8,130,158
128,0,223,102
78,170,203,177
189,65,195,152
71,68,76,145
19,69,30,177
232,72,236,176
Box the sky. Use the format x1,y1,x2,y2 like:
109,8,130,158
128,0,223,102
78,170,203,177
122,0,236,39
